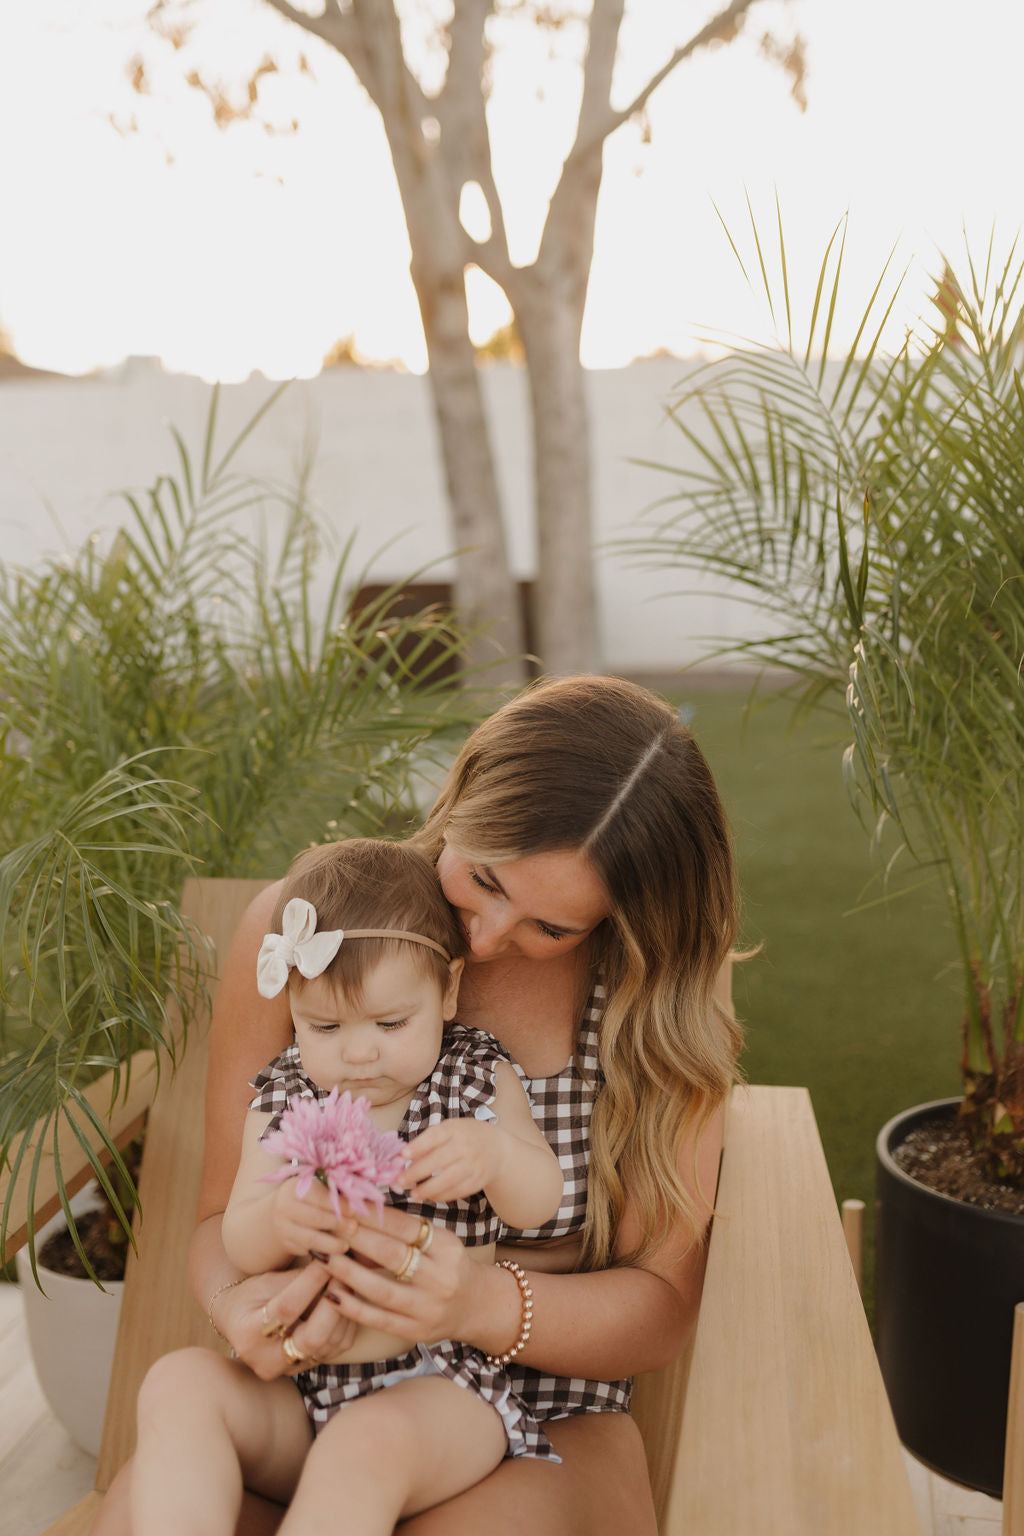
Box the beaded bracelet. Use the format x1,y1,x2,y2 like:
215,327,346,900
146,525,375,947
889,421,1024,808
207,1276,245,1343
485,1259,534,1367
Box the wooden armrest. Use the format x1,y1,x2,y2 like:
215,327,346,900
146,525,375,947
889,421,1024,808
642,1084,921,1535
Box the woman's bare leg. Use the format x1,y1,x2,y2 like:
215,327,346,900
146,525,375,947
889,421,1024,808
280,1377,506,1536
397,1411,657,1536
129,1348,311,1536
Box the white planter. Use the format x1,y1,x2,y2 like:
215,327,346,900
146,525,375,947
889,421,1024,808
16,1197,124,1457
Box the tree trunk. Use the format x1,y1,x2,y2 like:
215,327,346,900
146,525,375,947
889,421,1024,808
409,260,526,690
255,0,770,688
290,0,527,689
517,288,597,676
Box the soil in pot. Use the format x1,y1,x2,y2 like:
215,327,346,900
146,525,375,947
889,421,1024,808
34,1136,143,1284
893,1118,1024,1216
37,1208,130,1283
876,1098,1024,1499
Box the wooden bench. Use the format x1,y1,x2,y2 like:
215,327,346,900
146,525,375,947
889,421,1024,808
2,877,923,1534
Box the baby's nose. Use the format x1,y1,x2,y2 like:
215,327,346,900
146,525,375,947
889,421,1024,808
342,1032,379,1064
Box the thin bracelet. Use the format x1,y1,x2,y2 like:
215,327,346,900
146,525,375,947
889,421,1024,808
485,1259,534,1367
207,1276,245,1342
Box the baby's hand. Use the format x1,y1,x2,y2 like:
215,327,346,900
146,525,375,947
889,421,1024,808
270,1176,354,1259
399,1118,506,1203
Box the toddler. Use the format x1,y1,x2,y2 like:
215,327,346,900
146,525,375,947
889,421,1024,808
128,839,563,1536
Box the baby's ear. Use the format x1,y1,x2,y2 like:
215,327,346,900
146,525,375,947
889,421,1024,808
442,956,464,1019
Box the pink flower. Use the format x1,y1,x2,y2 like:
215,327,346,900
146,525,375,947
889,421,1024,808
262,1088,406,1218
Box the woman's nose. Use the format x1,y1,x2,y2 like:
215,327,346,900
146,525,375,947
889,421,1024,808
468,911,514,959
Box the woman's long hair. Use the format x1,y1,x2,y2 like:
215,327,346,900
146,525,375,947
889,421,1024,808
413,675,742,1269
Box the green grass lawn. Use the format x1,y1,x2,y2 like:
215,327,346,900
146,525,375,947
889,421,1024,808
681,685,963,1323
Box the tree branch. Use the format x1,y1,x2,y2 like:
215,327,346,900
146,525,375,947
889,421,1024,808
575,0,766,163
534,0,624,287
259,0,353,54
437,2,516,294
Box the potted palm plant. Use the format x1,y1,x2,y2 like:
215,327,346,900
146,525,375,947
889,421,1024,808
0,385,486,1445
620,216,1024,1495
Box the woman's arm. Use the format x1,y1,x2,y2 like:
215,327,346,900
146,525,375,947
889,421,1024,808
195,882,290,1229
324,1101,723,1378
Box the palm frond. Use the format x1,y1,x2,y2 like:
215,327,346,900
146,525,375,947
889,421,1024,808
616,218,1024,1178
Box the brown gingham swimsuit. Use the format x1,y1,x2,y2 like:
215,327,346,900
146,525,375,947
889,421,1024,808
249,984,631,1457
503,979,634,1422
249,1024,559,1460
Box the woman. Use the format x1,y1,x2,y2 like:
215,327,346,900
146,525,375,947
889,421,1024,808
99,674,740,1535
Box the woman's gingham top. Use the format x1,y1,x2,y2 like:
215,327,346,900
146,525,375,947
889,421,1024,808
503,980,634,1422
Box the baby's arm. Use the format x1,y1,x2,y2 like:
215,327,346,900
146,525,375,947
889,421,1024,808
401,1062,563,1229
223,1111,427,1367
222,1111,352,1276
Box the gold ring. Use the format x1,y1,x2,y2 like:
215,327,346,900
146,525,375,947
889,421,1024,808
281,1334,314,1371
394,1244,421,1283
411,1217,434,1253
261,1304,287,1340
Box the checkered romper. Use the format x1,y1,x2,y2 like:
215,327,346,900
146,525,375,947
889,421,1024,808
504,981,634,1421
249,1024,559,1460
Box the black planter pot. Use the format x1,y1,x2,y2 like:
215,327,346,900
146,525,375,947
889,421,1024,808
875,1096,1024,1497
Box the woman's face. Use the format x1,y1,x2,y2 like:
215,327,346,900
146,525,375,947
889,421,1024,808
437,844,611,963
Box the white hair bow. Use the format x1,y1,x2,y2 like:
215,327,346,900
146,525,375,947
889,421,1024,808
256,898,345,999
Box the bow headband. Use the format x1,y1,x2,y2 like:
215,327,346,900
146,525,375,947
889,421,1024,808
256,897,452,999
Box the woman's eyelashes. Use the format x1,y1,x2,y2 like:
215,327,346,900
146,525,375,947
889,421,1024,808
469,867,564,942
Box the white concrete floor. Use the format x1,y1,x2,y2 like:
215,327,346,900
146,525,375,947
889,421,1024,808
0,1280,1005,1536
0,1280,97,1536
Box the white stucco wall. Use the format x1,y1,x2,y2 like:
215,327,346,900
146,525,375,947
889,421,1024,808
0,357,756,674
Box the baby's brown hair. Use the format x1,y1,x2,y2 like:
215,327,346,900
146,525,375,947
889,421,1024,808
272,839,463,1001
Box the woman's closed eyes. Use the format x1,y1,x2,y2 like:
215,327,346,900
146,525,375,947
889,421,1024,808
469,866,567,941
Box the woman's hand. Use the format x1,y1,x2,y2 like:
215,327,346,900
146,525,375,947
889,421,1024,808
323,1206,512,1354
213,1263,358,1379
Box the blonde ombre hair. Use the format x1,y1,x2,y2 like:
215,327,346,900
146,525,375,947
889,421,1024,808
413,675,742,1270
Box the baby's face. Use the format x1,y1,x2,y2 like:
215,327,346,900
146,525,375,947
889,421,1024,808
290,951,460,1110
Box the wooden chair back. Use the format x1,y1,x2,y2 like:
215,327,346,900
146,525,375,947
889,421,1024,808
6,878,924,1534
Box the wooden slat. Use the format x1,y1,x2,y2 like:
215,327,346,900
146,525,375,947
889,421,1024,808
21,888,922,1536
39,1491,104,1534
632,1335,696,1524
1,1057,158,1259
841,1198,866,1296
95,878,269,1489
663,1084,922,1535
633,956,731,1527
1004,1302,1024,1536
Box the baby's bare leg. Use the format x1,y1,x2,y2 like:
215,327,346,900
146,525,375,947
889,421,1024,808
131,1347,312,1536
279,1375,507,1536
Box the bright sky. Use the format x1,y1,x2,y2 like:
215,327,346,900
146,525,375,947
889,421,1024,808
0,0,1021,382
